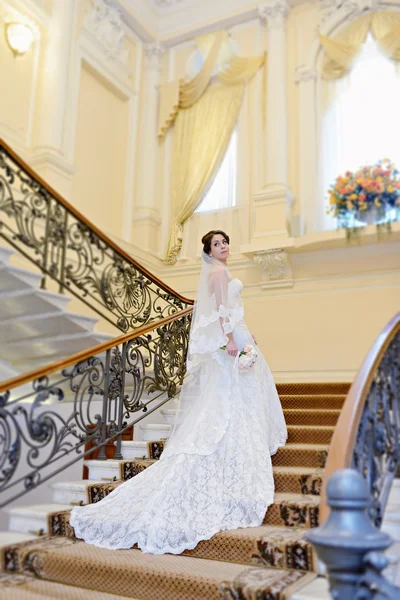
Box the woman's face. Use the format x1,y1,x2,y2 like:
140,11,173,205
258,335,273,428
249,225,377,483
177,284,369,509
209,234,229,262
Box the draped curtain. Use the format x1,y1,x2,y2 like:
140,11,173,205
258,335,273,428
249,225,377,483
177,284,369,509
318,11,400,230
319,11,400,80
164,84,244,265
161,31,265,264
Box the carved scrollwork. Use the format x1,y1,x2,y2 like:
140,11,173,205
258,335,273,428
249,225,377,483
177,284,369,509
83,0,129,64
351,332,400,527
0,145,188,332
0,313,191,507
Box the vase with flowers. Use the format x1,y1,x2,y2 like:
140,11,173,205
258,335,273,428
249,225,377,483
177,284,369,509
327,159,400,232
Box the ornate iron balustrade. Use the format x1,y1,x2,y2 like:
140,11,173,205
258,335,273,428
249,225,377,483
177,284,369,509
0,308,192,508
0,139,193,332
307,469,400,600
321,313,400,528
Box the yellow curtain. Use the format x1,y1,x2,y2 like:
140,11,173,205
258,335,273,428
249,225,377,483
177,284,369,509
320,12,400,80
371,12,400,61
195,31,233,68
320,14,371,79
180,31,226,108
158,32,265,138
164,83,244,265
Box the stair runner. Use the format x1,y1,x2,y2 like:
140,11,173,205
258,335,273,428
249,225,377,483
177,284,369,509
0,383,349,600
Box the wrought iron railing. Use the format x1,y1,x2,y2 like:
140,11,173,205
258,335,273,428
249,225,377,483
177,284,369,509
0,138,193,332
321,313,400,527
307,469,400,599
0,307,192,508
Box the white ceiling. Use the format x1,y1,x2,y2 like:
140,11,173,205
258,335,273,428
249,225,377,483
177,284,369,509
123,0,264,45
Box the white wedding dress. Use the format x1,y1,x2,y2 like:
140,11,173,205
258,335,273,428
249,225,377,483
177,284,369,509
70,278,287,554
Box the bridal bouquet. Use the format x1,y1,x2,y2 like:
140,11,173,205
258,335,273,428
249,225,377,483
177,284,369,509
221,344,258,370
238,344,258,370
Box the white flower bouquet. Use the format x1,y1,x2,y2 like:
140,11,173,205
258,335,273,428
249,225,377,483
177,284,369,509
221,343,258,370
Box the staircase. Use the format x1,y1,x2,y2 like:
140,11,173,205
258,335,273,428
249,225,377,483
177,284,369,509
1,138,399,599
0,383,350,599
2,388,400,599
0,243,114,379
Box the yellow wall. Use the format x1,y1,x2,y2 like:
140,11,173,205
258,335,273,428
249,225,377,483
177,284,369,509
159,238,400,381
72,63,129,239
0,6,42,150
1,0,399,382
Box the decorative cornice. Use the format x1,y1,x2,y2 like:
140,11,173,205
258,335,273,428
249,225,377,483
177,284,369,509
84,0,129,64
253,248,292,283
144,41,166,69
295,65,318,84
258,0,289,30
314,0,383,23
152,0,186,6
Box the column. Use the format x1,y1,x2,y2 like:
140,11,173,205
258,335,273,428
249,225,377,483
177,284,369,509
242,1,292,252
32,0,75,197
132,41,165,253
259,0,289,187
295,65,318,235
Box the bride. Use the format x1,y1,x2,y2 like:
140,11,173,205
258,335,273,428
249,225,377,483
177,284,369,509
70,230,287,554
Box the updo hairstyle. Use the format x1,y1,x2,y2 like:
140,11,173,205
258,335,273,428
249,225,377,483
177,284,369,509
201,230,230,255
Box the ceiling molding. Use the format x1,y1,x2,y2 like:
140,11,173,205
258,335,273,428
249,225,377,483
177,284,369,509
117,0,311,45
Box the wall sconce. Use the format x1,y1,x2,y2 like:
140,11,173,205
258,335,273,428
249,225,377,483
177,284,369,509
5,22,34,56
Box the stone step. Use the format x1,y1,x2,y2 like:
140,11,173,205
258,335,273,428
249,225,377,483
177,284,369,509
0,571,138,600
0,244,14,265
276,382,350,396
4,504,72,536
50,480,106,505
0,262,43,293
287,425,335,444
279,394,346,410
139,423,171,441
283,409,341,427
1,536,316,600
51,465,322,507
273,467,322,495
83,458,155,482
7,331,114,364
272,444,329,468
0,532,36,548
0,288,70,320
46,492,320,541
118,441,330,469
0,310,98,344
116,440,149,460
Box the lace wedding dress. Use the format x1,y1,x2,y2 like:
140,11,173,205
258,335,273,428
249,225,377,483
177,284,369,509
70,276,288,554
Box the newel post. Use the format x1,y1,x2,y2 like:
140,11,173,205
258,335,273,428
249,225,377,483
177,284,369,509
306,469,400,599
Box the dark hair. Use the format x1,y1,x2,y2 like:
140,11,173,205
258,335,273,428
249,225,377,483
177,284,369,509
201,230,230,254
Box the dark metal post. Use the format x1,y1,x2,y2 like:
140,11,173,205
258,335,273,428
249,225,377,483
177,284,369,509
58,209,68,294
306,469,399,599
114,343,126,460
40,195,51,290
97,349,111,461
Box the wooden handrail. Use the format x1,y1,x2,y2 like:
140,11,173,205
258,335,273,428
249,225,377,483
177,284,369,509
0,138,194,306
0,306,193,394
320,312,400,523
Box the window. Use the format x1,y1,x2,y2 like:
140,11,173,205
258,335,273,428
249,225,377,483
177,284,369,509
319,34,400,229
195,129,238,213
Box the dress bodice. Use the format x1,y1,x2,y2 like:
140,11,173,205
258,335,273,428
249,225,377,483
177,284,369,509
228,278,243,300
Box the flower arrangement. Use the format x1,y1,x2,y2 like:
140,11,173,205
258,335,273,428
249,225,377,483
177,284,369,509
327,159,400,229
221,344,258,370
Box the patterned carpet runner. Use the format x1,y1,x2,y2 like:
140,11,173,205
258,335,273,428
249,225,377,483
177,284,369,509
0,383,350,600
